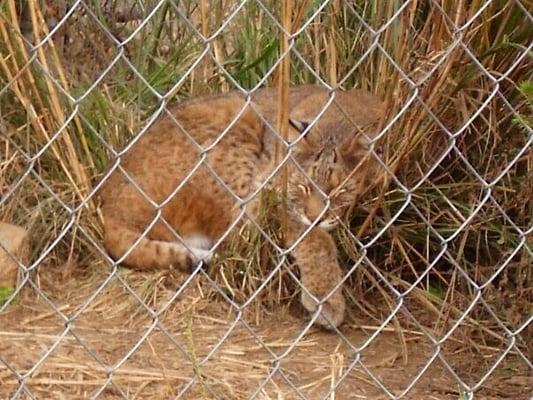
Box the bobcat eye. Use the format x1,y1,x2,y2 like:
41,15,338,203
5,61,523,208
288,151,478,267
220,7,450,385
289,119,311,135
298,184,310,195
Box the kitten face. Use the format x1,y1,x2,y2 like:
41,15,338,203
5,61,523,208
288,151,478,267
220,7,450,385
287,146,363,231
284,89,382,230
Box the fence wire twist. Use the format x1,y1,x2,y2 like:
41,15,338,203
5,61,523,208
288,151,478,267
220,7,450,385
0,0,532,399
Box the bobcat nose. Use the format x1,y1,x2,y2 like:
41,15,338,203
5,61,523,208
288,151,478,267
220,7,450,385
305,196,326,222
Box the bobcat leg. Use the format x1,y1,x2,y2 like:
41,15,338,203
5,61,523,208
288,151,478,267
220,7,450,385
285,221,346,328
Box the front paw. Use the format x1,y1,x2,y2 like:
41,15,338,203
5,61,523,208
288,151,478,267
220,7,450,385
300,287,346,329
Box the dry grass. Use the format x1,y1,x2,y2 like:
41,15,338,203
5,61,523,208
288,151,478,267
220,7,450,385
0,263,530,399
0,0,531,398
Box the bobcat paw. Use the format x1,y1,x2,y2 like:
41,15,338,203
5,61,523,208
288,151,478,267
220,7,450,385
301,288,346,329
191,247,212,263
176,247,212,273
184,235,213,269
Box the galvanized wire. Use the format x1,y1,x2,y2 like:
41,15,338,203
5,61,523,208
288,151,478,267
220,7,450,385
0,1,531,399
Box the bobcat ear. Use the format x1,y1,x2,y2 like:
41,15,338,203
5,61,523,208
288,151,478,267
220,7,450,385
289,119,310,135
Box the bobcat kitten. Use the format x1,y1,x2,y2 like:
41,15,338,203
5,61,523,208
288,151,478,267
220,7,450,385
99,86,385,328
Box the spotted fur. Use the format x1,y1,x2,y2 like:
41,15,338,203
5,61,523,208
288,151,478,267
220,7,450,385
99,86,385,328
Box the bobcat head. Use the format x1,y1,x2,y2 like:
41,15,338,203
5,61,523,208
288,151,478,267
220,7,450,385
286,89,385,230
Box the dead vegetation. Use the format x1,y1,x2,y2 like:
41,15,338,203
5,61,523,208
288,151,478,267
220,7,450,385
0,0,531,398
0,263,530,399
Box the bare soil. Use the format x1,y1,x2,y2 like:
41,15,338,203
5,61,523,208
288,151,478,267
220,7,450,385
0,264,530,400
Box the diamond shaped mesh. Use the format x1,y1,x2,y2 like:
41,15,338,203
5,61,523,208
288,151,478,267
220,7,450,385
0,1,531,399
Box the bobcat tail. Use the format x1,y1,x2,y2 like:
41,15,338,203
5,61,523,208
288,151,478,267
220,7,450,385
103,218,210,271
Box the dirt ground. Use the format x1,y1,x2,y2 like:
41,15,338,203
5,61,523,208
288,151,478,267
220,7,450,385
0,264,531,400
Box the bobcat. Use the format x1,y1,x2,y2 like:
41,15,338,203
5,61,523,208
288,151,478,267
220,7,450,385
98,85,385,328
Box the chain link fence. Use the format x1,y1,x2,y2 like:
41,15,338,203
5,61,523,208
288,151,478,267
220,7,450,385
0,0,532,399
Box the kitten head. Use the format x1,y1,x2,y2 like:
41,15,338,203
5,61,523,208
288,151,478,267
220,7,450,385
286,89,384,230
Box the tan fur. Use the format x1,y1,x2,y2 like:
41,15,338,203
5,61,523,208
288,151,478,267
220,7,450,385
98,86,385,328
280,88,385,328
99,95,264,271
